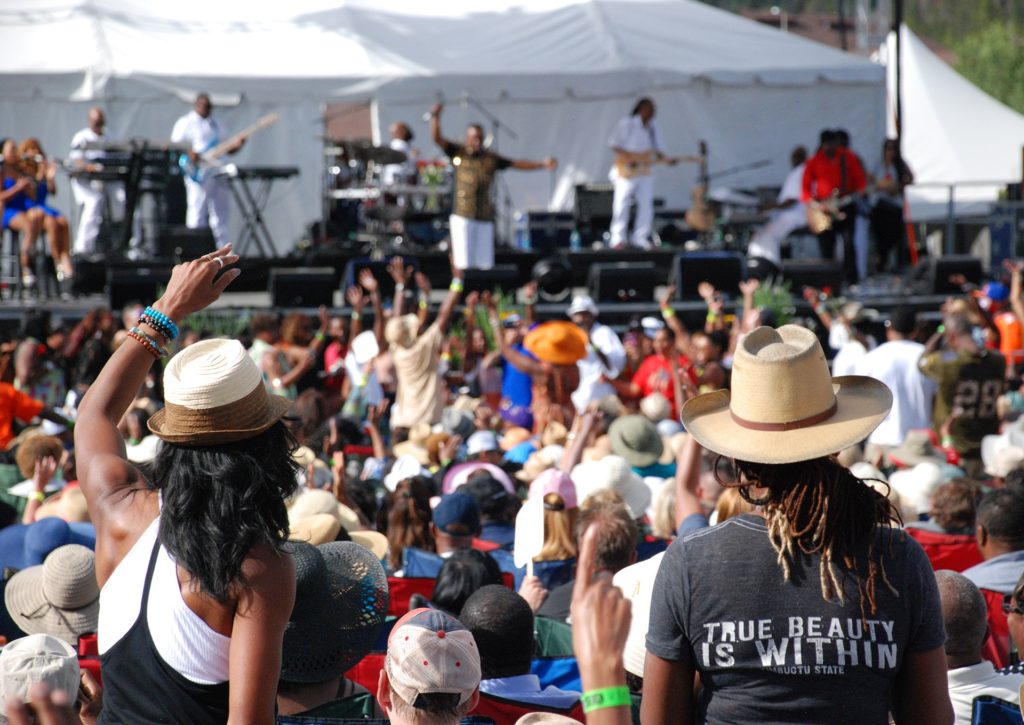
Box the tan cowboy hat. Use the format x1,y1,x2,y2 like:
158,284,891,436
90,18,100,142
680,326,892,465
288,489,362,532
148,339,290,446
290,513,343,546
349,530,389,561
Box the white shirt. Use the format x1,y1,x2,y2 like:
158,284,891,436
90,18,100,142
69,127,105,163
171,110,224,155
854,338,935,446
832,339,868,377
947,661,1024,725
778,162,806,204
608,116,661,180
382,138,414,186
571,322,625,412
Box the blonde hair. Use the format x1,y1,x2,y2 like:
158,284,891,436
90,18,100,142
650,482,677,539
537,494,578,561
713,486,754,524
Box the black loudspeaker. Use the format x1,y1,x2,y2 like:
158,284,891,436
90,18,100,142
673,252,746,300
574,183,614,242
920,255,984,294
156,226,215,261
107,264,172,311
587,262,657,303
340,257,418,300
524,212,574,253
269,267,336,308
781,260,843,294
71,255,108,297
464,265,521,294
532,256,573,299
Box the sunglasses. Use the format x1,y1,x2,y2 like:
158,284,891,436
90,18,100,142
1002,593,1024,616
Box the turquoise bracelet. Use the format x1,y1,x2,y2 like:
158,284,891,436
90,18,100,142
143,306,179,341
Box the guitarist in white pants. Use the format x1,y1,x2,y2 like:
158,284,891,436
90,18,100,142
171,94,244,247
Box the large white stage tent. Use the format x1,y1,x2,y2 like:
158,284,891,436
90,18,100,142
0,0,885,254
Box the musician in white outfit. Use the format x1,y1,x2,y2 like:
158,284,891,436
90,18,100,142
69,108,114,255
170,94,243,247
747,146,808,266
608,98,672,250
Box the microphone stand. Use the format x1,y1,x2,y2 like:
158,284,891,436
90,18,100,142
464,96,520,248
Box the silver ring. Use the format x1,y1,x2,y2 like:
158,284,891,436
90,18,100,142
214,257,225,268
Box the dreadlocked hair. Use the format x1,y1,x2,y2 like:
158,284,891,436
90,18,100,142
721,455,902,616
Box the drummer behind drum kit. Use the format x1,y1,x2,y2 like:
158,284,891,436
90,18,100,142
323,140,453,251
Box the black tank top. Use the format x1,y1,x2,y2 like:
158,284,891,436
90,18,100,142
98,538,229,724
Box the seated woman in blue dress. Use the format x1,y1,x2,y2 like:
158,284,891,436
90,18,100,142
18,138,73,282
0,138,45,289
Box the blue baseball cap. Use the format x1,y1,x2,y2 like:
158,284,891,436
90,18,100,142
432,493,480,537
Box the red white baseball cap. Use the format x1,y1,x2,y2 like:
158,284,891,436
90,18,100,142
385,608,480,708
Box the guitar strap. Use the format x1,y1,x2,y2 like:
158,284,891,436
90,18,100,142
646,121,659,154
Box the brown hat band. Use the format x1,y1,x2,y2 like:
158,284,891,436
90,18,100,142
162,383,273,435
730,399,838,432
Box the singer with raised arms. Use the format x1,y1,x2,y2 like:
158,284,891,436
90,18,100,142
428,102,557,271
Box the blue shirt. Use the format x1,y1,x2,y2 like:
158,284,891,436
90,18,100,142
501,344,534,407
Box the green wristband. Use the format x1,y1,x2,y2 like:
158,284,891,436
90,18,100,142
581,685,631,714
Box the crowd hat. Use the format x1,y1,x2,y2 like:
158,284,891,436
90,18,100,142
432,493,481,536
888,430,946,468
571,455,651,518
442,407,475,439
280,541,388,683
888,461,945,518
444,462,516,496
384,455,430,492
524,322,588,366
385,608,481,709
640,316,665,338
567,295,599,317
287,489,361,533
529,469,577,510
639,393,671,423
5,544,99,644
466,431,500,457
680,325,891,465
148,339,290,446
500,427,532,452
0,634,79,709
609,415,665,469
385,314,420,349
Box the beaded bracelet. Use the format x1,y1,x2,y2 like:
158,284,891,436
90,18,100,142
580,685,631,714
449,278,465,293
661,307,676,319
138,314,173,342
142,306,179,341
128,327,168,358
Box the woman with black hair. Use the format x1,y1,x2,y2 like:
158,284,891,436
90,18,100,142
871,138,915,273
76,244,297,724
642,325,952,724
429,548,503,616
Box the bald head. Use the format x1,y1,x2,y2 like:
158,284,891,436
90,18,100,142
936,570,987,661
88,107,105,134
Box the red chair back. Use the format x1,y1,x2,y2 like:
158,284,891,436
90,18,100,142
904,528,983,573
470,692,585,723
980,588,1011,669
386,577,436,617
345,652,386,693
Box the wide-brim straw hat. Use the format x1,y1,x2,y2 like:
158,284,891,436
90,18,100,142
288,489,361,532
680,325,892,465
571,455,651,518
888,429,946,468
148,339,290,446
524,321,588,366
5,544,99,644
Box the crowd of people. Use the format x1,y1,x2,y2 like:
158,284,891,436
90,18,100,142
0,245,1024,723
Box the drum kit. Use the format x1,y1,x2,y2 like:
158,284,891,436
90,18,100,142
322,140,453,250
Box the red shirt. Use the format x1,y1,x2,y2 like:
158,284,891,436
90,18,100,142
0,383,44,448
631,353,697,415
801,148,866,202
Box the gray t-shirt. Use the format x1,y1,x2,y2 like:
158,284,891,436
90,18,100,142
647,514,945,724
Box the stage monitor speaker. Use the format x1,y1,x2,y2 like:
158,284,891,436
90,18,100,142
107,264,172,311
587,262,657,303
156,226,215,261
464,265,521,295
921,254,984,295
524,212,574,253
574,183,614,242
532,256,573,300
340,256,418,300
781,260,843,295
672,252,746,300
269,267,336,308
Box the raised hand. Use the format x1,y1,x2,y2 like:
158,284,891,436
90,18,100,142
697,281,716,302
152,244,240,322
345,286,365,310
415,271,432,294
358,268,379,294
430,102,443,117
543,157,558,170
465,290,480,310
367,399,390,428
386,257,410,286
738,278,760,298
5,683,79,725
438,434,462,465
33,456,57,492
660,284,676,308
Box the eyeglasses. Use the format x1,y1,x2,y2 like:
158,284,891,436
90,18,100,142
1002,593,1024,616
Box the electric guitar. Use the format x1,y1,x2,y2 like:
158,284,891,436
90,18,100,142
613,149,699,179
805,187,871,234
179,112,279,182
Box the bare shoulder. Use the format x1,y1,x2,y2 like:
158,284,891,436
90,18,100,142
240,543,296,596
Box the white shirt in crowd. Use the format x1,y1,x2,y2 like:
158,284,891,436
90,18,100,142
572,323,625,412
947,661,1024,725
854,338,935,447
607,116,661,179
171,111,224,156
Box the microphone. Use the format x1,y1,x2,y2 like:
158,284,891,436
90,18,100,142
421,110,434,123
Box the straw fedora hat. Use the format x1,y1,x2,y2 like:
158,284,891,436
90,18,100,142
524,321,588,366
680,326,891,465
148,339,290,446
5,544,99,644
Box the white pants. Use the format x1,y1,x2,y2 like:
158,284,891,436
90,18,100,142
610,174,654,247
71,179,139,255
184,175,230,247
747,203,807,266
450,214,494,270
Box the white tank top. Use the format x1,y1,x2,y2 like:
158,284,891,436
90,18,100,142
98,518,231,685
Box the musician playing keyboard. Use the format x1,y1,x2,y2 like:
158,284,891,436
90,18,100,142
801,128,867,285
171,93,244,247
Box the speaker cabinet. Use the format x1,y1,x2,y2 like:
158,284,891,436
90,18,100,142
107,264,172,311
156,226,216,262
587,262,657,303
781,260,843,294
672,252,746,300
269,267,336,308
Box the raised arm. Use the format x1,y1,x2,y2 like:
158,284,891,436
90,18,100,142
387,257,412,319
485,296,543,376
510,157,557,171
429,102,448,149
461,291,479,374
433,268,465,333
660,284,692,352
522,280,538,326
358,268,385,348
1008,260,1024,331
345,285,366,340
415,271,433,331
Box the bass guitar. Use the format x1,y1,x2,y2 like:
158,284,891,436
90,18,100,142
684,141,714,233
179,112,279,183
613,149,698,179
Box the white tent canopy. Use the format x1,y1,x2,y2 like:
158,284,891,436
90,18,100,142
880,26,1024,219
0,0,886,253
